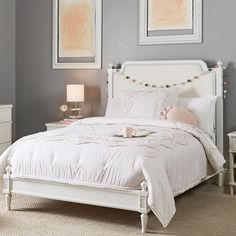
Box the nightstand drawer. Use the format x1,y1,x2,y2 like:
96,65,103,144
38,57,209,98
229,136,236,151
0,109,12,123
0,123,11,144
0,143,10,155
46,126,64,131
45,121,71,131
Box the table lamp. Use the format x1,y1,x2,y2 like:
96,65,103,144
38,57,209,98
67,84,85,119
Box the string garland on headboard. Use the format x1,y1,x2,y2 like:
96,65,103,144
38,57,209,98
120,70,215,89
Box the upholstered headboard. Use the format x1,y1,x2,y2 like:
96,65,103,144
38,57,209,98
107,60,225,153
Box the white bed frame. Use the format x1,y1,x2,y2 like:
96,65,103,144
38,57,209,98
3,60,225,233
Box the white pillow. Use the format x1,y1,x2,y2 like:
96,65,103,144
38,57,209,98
122,88,178,119
105,98,122,117
177,97,217,137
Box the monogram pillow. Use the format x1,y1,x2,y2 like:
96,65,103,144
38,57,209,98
122,88,179,119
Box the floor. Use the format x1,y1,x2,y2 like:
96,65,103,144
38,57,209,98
0,182,235,236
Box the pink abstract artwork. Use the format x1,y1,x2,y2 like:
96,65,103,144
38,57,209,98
148,0,193,31
59,0,95,58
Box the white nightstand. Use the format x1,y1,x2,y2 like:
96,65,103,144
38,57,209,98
45,121,69,131
0,105,13,155
228,132,236,195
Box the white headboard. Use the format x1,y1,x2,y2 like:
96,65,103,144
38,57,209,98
107,60,225,154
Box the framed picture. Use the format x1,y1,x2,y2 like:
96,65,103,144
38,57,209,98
139,0,202,45
53,0,102,69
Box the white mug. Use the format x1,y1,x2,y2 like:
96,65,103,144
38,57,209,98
123,127,136,138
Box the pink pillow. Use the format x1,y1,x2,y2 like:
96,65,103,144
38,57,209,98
161,106,198,127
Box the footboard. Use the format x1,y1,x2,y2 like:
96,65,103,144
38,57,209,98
3,166,150,233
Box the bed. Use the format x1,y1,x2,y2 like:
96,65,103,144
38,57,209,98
1,60,225,233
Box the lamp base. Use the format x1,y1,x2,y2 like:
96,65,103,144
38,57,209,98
69,106,83,119
68,115,83,119
70,108,81,112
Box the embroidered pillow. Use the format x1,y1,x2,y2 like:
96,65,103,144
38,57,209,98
161,106,198,127
105,98,123,117
122,88,178,119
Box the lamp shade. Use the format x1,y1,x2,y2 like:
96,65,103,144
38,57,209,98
67,84,85,102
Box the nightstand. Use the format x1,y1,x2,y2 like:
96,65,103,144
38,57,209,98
45,121,69,131
228,132,236,195
0,105,13,155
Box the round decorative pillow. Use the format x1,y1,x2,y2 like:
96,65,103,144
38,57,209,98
161,106,198,127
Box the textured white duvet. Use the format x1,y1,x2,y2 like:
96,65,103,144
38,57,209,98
0,117,225,227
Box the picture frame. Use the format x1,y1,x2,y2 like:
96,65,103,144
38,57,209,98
53,0,102,69
139,0,202,45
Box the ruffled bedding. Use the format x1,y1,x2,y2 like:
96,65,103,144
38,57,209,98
0,117,225,227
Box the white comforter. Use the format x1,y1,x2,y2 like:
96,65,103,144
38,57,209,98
0,117,225,227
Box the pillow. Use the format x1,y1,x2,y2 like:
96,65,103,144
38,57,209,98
177,97,217,137
161,106,198,127
105,98,122,117
122,88,178,119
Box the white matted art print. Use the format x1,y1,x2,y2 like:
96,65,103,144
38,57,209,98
148,0,193,31
53,0,102,69
59,0,95,58
139,0,202,45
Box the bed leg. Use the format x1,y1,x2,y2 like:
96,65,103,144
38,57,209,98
218,172,224,187
139,182,149,233
3,166,12,211
5,194,12,211
140,213,148,233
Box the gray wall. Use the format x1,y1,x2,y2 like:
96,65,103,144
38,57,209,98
16,0,236,153
0,0,15,138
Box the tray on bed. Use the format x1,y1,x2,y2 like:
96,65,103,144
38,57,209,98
114,130,155,138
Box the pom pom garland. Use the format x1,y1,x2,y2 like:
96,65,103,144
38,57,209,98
121,72,215,89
